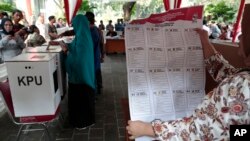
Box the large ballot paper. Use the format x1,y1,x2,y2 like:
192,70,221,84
125,6,205,141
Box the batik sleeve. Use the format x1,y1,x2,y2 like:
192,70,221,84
204,53,239,83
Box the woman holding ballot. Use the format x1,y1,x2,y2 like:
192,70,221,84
58,14,96,129
126,13,250,141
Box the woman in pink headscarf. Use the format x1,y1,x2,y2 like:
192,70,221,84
126,7,250,141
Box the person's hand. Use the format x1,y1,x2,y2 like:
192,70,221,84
14,34,21,39
126,120,155,140
49,41,60,45
194,28,209,41
5,35,16,41
16,28,27,36
194,28,218,59
7,35,14,40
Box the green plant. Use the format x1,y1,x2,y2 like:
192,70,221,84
0,2,15,12
132,0,164,19
205,1,237,22
77,0,96,14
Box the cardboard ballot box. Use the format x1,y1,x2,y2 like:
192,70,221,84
26,46,67,97
5,53,61,117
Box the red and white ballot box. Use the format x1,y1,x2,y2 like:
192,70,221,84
26,45,67,97
5,53,61,117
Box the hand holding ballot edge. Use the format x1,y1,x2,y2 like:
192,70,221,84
126,120,155,140
194,28,218,59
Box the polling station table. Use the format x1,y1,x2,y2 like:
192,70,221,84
105,38,125,54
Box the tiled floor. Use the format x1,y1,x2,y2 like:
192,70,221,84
0,54,128,141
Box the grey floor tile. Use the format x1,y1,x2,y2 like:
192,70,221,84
117,119,126,128
104,115,116,124
116,112,125,120
56,129,74,139
72,134,88,141
91,120,104,129
104,124,119,141
73,128,89,134
89,128,103,138
119,136,126,141
88,138,104,141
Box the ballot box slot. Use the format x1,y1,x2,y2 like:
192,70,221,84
53,70,58,94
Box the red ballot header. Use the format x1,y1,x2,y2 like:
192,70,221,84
130,6,203,24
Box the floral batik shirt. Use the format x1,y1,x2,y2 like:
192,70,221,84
151,53,250,141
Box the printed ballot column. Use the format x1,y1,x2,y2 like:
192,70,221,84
5,53,61,117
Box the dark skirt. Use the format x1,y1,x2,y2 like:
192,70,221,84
96,68,103,94
68,83,95,128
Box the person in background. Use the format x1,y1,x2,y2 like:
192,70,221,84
56,18,65,28
106,20,114,31
0,11,8,31
35,13,46,39
0,18,25,63
85,11,104,95
106,27,117,37
26,25,46,47
57,14,96,129
126,17,250,141
30,14,36,25
120,18,125,32
202,19,211,37
12,9,29,40
48,15,60,40
12,9,24,33
219,25,232,40
19,11,29,27
0,11,9,20
115,19,121,31
2,12,8,18
210,21,221,39
98,20,105,31
98,21,105,61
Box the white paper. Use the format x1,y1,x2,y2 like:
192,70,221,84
125,6,205,141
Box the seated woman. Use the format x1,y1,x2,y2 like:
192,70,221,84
0,18,25,63
126,26,250,141
26,25,46,47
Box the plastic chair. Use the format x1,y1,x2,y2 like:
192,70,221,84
0,80,60,141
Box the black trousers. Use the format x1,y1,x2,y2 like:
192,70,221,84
96,69,103,94
68,83,95,128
